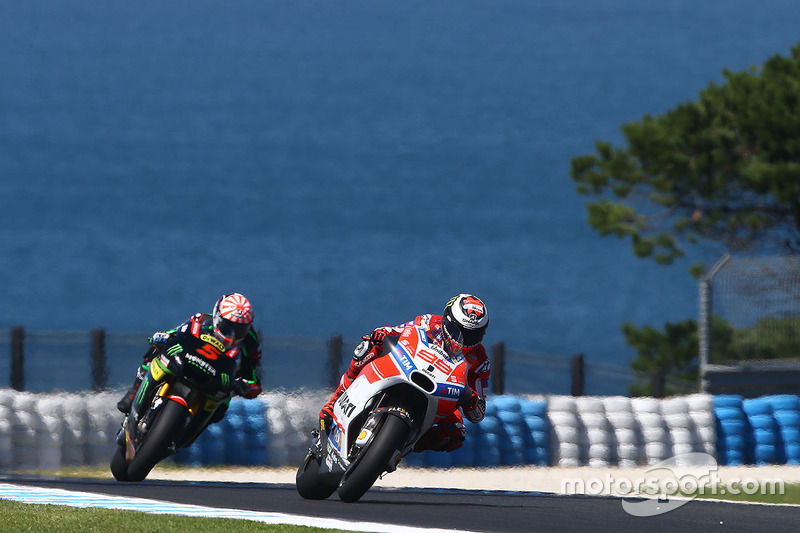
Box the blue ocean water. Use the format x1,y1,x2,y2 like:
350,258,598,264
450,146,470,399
1,0,799,375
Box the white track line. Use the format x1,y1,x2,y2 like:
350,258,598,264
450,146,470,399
0,482,480,533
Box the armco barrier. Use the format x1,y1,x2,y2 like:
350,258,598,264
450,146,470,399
2,388,800,470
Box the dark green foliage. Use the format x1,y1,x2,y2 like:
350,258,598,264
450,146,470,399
721,315,800,362
571,43,800,266
626,314,800,395
625,319,700,397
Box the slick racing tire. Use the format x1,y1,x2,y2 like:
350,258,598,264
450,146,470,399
337,414,410,503
110,444,131,482
296,450,339,500
126,400,187,482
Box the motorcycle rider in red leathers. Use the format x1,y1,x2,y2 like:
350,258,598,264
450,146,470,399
116,293,263,422
320,294,491,453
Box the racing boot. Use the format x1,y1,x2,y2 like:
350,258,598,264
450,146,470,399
318,374,352,431
116,364,147,414
413,420,467,452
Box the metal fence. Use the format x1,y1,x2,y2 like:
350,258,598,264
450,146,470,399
1,328,651,396
699,254,800,395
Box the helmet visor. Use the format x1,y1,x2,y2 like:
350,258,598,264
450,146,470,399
461,325,486,347
214,316,251,345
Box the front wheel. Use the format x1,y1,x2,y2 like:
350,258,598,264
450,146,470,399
296,449,339,500
110,444,130,482
337,414,410,503
126,400,188,482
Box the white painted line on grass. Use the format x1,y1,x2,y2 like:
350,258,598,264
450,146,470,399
0,482,478,533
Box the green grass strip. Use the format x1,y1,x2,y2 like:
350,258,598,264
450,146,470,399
0,499,347,533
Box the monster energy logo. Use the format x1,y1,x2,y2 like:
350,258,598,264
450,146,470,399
166,344,183,357
185,354,217,375
220,373,230,388
135,375,151,405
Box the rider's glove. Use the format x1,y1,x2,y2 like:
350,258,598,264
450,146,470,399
234,378,262,399
354,329,388,360
150,331,170,346
463,391,486,423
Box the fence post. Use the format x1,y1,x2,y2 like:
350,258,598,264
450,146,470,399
571,353,585,396
325,334,343,389
698,253,730,393
91,328,108,392
652,369,665,398
10,326,24,391
491,341,505,395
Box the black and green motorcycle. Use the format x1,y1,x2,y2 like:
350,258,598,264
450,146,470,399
110,328,240,482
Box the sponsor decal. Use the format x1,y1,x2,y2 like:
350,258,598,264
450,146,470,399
336,392,356,418
356,429,372,446
166,344,183,357
392,345,416,375
416,326,430,346
151,358,169,381
328,424,345,458
185,354,217,375
435,383,464,399
429,343,449,360
475,360,491,375
225,345,240,359
200,334,226,351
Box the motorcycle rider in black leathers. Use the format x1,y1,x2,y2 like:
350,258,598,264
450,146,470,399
116,293,263,423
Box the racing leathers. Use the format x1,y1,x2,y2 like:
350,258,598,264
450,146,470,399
319,313,491,453
117,312,263,422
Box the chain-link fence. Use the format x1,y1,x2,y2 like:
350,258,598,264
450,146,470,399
699,254,800,395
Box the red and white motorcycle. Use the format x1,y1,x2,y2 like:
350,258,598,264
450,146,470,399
296,322,470,502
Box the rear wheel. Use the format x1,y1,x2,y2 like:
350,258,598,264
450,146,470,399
337,415,410,503
127,400,188,482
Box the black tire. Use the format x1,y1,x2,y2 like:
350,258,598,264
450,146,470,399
296,451,339,500
337,415,410,503
126,400,188,482
110,444,131,482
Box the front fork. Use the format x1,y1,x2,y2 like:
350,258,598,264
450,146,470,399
131,357,173,423
348,406,414,473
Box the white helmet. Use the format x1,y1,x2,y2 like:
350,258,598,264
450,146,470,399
441,294,489,350
212,293,253,347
